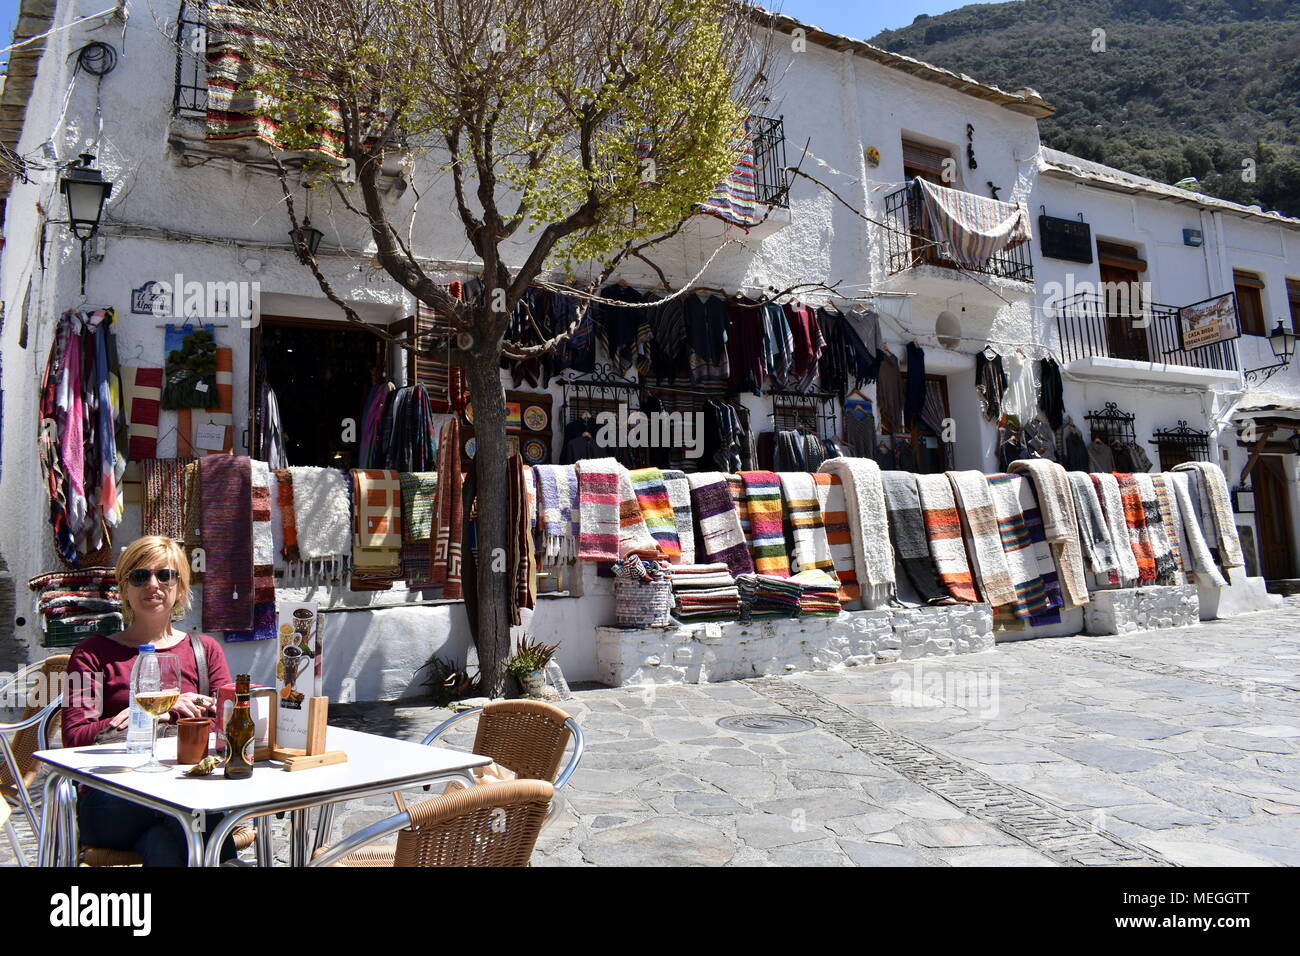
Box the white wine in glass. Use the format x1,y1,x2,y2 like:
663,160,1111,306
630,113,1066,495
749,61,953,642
131,649,181,773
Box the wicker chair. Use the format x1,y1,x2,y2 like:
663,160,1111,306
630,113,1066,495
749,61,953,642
311,780,554,868
1,655,70,851
420,699,584,791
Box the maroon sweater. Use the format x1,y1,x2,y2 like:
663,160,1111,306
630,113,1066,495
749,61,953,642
62,633,233,748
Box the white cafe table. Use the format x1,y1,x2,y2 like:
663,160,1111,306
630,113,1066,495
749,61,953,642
34,726,492,867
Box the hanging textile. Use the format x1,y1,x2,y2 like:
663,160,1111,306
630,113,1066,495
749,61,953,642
903,343,927,430
398,472,438,587
533,465,579,565
777,473,836,577
1066,471,1119,578
698,117,758,227
661,470,696,565
812,472,859,605
686,294,731,389
1057,420,1089,472
1038,357,1065,430
762,304,794,389
121,366,163,461
287,466,352,583
575,458,621,562
842,395,876,459
725,297,767,396
881,471,948,603
913,473,978,603
1133,472,1178,585
739,471,789,577
946,470,1017,607
726,475,752,544
226,460,276,641
618,468,659,558
358,382,393,468
875,351,904,434
1012,474,1065,626
274,469,301,568
507,454,537,623
430,419,464,596
347,469,403,591
686,473,754,577
629,468,681,561
1170,462,1244,570
919,378,955,471
1150,475,1186,581
198,455,254,631
1090,473,1140,587
177,346,234,456
1001,350,1039,426
141,458,193,542
985,474,1049,619
974,351,1006,423
414,282,469,413
1165,472,1227,586
914,178,1032,270
1115,473,1158,583
1007,459,1090,607
817,457,895,607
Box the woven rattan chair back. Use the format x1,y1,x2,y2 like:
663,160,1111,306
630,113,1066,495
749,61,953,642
471,700,572,783
1,655,69,793
393,779,554,867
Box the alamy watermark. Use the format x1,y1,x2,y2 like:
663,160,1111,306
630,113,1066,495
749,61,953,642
1,670,103,717
888,663,999,718
595,402,703,459
141,273,262,328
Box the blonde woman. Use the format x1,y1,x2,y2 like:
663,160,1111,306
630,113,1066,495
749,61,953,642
62,535,237,865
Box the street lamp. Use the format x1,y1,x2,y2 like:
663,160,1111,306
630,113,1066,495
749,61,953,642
59,153,114,292
1244,319,1298,388
289,217,324,262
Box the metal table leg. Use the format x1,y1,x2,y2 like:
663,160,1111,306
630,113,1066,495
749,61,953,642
311,803,336,858
37,773,61,866
290,809,310,867
256,815,273,867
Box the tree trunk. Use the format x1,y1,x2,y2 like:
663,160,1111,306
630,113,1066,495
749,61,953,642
461,342,513,698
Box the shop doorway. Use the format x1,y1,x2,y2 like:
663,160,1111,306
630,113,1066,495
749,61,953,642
1253,455,1296,580
250,315,401,469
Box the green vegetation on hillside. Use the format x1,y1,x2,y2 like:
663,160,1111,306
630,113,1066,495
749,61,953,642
872,0,1300,216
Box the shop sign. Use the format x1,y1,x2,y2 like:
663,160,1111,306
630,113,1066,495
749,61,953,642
1178,292,1240,350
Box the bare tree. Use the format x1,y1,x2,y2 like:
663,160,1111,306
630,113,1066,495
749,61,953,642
216,0,771,694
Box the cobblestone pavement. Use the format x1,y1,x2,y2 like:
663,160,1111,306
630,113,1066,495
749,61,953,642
5,599,1298,867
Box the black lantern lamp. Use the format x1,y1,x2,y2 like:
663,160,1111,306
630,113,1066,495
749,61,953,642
289,217,324,262
1244,319,1298,387
59,153,113,292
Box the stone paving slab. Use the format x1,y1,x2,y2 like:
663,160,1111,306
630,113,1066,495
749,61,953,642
3,599,1298,867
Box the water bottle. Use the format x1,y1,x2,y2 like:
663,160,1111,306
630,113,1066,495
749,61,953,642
126,644,157,753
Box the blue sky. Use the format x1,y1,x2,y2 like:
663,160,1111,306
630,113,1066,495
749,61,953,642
0,1,973,71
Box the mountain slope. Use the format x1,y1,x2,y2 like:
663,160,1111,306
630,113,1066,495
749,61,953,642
871,0,1300,216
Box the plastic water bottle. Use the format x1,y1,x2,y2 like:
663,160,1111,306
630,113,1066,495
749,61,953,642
126,644,157,753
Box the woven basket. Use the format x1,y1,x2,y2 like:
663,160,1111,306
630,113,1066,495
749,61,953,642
614,577,674,628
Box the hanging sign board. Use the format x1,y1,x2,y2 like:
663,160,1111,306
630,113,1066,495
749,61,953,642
1178,292,1240,350
274,601,322,751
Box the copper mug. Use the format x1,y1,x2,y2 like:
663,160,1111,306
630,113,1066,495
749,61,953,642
177,717,210,764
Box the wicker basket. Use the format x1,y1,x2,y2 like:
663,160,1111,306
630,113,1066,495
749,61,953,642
614,577,674,628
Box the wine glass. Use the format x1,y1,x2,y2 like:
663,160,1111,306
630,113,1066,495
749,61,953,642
132,652,181,773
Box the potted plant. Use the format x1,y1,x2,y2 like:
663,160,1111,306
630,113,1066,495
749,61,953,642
506,635,561,698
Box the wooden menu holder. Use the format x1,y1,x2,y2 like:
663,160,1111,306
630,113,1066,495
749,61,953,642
265,696,348,772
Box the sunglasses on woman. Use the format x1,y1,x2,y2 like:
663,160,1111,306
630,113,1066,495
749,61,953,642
126,568,180,587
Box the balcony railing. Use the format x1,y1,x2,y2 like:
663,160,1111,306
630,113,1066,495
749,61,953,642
174,1,207,116
1055,291,1239,372
750,115,789,209
884,181,1033,283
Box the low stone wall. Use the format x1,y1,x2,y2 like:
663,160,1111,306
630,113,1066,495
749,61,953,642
596,603,994,686
1083,585,1199,636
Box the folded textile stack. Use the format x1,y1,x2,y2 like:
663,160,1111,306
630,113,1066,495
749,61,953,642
670,563,740,622
612,555,671,581
735,573,802,619
28,568,123,636
791,569,841,616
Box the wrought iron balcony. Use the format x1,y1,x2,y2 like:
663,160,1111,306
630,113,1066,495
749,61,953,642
883,181,1033,283
1055,291,1239,372
750,115,789,209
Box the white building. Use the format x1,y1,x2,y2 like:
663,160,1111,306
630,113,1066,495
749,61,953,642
1,2,1295,697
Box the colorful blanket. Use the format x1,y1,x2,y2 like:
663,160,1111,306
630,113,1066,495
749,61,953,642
534,464,579,564
350,469,403,591
726,475,752,543
818,457,895,607
618,469,659,558
1014,473,1065,625
1116,473,1157,583
226,460,276,642
916,178,1032,270
1165,471,1227,586
198,455,254,631
812,473,859,605
986,474,1049,619
1008,458,1089,606
288,466,352,582
1133,472,1178,585
687,473,754,577
913,473,978,603
430,418,464,597
576,458,621,562
1171,462,1244,569
630,467,681,561
1066,471,1118,577
121,366,163,461
947,470,1017,607
662,470,696,565
1150,475,1186,583
399,472,438,588
739,471,790,577
141,458,192,542
778,472,836,577
1091,473,1140,586
881,471,949,603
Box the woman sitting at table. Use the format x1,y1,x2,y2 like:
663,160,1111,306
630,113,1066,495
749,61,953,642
63,535,239,866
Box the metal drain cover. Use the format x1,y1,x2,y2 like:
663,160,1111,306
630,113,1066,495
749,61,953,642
717,714,815,734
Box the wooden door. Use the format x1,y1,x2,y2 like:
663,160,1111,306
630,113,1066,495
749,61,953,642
1253,456,1296,580
1100,262,1150,361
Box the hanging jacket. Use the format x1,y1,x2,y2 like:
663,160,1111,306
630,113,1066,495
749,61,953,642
1038,357,1065,430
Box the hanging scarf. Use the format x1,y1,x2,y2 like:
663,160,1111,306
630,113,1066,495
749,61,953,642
947,470,1018,607
687,473,754,577
576,458,622,562
913,473,977,603
142,458,193,542
274,468,301,568
818,457,895,607
618,468,659,557
198,455,254,631
430,418,464,597
661,469,696,565
739,471,790,577
508,454,537,623
1007,458,1089,606
810,472,857,605
534,464,579,564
